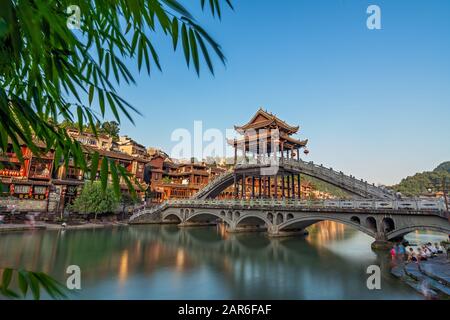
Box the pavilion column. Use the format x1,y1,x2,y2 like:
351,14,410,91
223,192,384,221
274,175,278,199
281,142,284,163
268,176,271,198
297,174,301,199
234,141,237,165
258,177,262,198
233,174,238,199
241,174,245,199
287,175,291,198
252,176,255,198
281,175,285,198
291,174,295,198
297,148,300,161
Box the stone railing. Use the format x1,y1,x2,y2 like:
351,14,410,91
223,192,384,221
129,202,169,221
129,197,448,222
193,171,233,199
235,157,396,199
165,198,447,214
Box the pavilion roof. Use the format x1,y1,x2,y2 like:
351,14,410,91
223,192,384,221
227,130,308,150
234,108,300,134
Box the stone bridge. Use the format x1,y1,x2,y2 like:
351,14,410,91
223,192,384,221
194,159,396,200
130,198,450,248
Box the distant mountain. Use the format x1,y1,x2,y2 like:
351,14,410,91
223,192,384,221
391,162,450,197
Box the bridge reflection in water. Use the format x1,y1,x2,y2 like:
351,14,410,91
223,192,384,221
1,222,445,299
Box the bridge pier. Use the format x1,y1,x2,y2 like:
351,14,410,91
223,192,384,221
226,226,266,233
266,225,309,238
267,228,309,238
371,232,393,250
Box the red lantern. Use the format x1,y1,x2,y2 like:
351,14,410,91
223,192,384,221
10,184,14,195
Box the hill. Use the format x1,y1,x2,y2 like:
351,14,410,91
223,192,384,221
391,162,450,197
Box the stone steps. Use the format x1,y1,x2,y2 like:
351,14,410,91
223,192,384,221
404,262,450,297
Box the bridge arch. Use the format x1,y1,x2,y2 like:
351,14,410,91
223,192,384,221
350,216,361,224
235,214,271,229
277,215,376,239
185,211,233,226
194,164,395,200
163,212,182,222
365,217,378,232
382,217,395,233
386,225,450,241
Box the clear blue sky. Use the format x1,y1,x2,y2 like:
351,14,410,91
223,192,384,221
104,0,450,186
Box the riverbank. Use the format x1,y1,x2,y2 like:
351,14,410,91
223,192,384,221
0,221,128,233
391,255,450,299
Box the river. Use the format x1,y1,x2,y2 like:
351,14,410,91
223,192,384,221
0,222,446,299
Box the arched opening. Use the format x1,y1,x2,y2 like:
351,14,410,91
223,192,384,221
186,212,222,224
226,211,232,220
220,210,225,216
234,211,241,219
366,217,377,232
164,214,182,223
387,226,450,242
235,216,268,231
276,213,284,225
382,217,395,233
287,213,294,221
350,216,360,225
279,218,376,241
267,213,274,223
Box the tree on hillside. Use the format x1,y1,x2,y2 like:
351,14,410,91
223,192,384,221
435,161,450,173
392,170,450,197
70,181,119,220
101,121,120,141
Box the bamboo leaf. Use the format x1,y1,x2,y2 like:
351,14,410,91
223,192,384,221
100,157,109,191
181,23,190,66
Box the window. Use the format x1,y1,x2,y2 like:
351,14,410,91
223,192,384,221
34,186,47,194
15,185,30,194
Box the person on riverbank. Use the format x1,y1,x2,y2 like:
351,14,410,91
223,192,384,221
407,247,418,263
418,248,428,261
434,243,443,254
25,213,36,228
422,245,434,258
390,246,396,260
426,243,437,256
397,243,406,260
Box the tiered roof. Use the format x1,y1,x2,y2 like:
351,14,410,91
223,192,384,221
230,108,308,151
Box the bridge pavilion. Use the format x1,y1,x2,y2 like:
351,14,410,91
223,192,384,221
228,108,309,199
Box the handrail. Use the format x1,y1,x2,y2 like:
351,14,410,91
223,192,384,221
235,157,395,199
130,197,448,221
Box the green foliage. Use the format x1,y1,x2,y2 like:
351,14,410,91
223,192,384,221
101,121,120,141
392,162,450,196
0,268,68,300
0,0,232,194
435,161,450,173
162,176,172,184
70,181,119,217
301,175,351,198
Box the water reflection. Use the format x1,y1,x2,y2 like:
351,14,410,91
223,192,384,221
0,222,435,300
